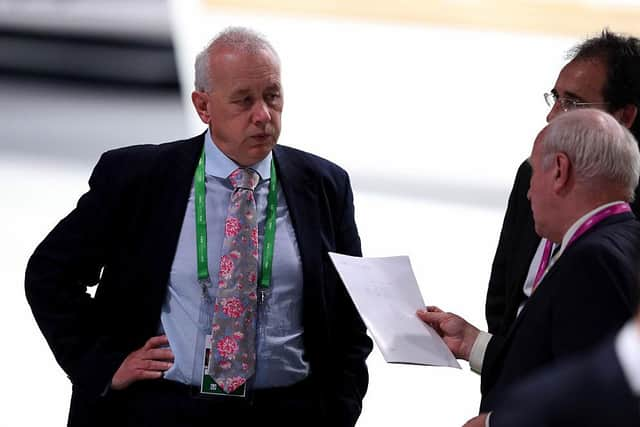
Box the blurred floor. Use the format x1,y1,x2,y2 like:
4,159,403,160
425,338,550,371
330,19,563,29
0,75,188,427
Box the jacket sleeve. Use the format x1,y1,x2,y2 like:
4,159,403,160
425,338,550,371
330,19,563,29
24,151,130,398
325,170,374,427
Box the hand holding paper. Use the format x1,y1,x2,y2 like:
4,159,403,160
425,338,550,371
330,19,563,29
416,306,481,361
328,253,460,368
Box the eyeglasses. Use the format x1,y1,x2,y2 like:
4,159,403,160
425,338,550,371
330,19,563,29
544,92,609,112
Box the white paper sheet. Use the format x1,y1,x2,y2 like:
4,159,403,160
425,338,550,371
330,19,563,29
329,252,460,368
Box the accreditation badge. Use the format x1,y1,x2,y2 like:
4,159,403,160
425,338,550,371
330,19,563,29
200,334,247,397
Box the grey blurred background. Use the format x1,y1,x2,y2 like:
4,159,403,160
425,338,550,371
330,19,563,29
0,0,187,161
0,2,187,424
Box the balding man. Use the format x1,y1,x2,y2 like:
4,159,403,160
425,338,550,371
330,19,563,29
25,27,372,427
419,109,640,413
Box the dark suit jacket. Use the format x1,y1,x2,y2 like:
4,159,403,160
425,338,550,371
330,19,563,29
485,161,640,336
25,133,373,426
489,335,640,427
480,212,640,411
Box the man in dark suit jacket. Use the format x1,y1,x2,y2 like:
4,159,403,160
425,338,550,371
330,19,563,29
464,313,640,427
418,108,640,412
486,29,640,337
25,27,372,427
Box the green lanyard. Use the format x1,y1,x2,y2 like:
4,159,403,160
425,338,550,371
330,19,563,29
194,148,278,301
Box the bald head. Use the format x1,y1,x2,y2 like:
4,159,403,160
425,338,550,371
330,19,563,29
541,109,640,201
194,27,280,92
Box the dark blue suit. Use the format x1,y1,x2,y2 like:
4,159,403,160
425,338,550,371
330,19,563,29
480,211,640,411
490,336,640,427
25,133,373,426
485,161,640,336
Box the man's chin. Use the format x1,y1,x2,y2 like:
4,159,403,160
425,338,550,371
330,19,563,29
252,141,276,154
533,223,545,239
243,144,275,165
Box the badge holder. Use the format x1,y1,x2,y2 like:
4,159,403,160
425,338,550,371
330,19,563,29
200,334,247,397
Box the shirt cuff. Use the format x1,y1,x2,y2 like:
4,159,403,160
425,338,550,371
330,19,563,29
615,320,640,396
469,331,492,375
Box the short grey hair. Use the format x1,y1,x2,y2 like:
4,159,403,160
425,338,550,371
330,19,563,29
194,27,279,92
541,109,640,201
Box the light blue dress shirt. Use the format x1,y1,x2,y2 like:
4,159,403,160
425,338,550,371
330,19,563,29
158,131,309,388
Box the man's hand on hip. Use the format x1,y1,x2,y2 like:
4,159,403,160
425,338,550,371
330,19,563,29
111,335,174,390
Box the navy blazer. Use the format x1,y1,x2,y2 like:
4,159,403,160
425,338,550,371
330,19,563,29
485,161,640,337
25,133,373,426
480,212,640,411
490,335,640,427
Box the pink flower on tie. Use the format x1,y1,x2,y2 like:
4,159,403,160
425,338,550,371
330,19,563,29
211,324,220,332
225,217,241,237
251,228,258,246
219,255,234,278
217,336,239,359
222,376,246,393
242,362,249,371
233,331,244,340
229,169,241,183
222,297,244,318
247,291,257,301
248,272,257,283
219,360,232,370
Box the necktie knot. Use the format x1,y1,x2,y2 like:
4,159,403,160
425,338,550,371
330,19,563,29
229,168,260,191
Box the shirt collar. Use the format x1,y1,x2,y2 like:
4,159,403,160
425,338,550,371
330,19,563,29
203,129,272,180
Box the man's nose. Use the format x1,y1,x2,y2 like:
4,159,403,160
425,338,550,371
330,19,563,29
546,102,563,123
251,101,271,125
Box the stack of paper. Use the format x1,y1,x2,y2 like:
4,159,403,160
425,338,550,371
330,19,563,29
329,252,460,369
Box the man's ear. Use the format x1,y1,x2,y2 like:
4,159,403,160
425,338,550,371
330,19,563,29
616,104,638,130
191,91,210,124
552,152,571,194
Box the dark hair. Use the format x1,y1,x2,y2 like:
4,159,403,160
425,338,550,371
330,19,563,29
569,29,640,140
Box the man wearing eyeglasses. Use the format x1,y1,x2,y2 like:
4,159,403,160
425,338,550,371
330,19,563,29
485,29,640,340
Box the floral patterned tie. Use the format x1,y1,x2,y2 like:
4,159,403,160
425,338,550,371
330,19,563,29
209,168,260,393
